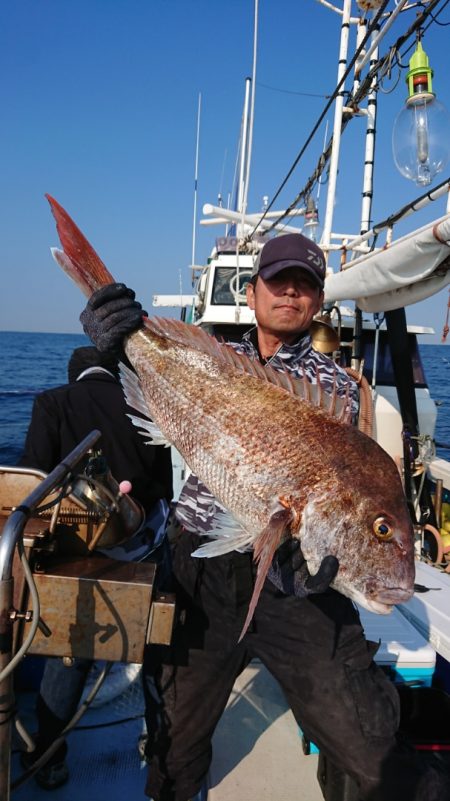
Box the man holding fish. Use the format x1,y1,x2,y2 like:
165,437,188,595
47,192,447,801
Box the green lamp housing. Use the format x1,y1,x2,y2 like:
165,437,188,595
405,41,434,103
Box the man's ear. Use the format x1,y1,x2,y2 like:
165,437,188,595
246,281,256,310
314,290,324,316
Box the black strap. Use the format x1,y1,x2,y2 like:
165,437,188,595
385,308,437,528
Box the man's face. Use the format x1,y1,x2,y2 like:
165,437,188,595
246,266,324,340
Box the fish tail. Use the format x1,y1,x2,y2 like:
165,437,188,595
46,194,116,297
238,510,291,642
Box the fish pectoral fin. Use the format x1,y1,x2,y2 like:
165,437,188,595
126,414,171,447
238,507,293,642
191,528,255,557
119,362,171,446
120,362,151,416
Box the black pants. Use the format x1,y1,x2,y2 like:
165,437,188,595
143,531,449,801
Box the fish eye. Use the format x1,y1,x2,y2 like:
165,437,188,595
373,517,393,541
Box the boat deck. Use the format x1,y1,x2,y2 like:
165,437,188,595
11,659,322,801
12,663,149,801
10,586,442,801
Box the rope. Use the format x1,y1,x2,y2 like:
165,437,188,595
441,289,450,343
424,523,444,565
344,367,373,438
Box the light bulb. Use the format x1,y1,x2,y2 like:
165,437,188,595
392,95,450,186
415,104,429,164
303,197,322,243
392,40,450,186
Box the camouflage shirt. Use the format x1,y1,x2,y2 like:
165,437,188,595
175,328,359,538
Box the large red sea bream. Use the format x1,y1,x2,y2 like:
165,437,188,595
46,194,415,638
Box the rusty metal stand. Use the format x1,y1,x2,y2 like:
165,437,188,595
0,431,101,801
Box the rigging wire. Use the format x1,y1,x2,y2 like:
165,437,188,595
388,0,450,65
191,92,202,270
442,288,450,343
371,173,450,230
426,0,450,24
292,0,446,230
257,81,330,99
250,0,391,237
252,0,447,238
218,148,228,206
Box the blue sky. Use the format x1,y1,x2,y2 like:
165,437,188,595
1,0,450,343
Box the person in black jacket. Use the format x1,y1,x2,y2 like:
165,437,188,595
18,346,173,790
78,234,450,801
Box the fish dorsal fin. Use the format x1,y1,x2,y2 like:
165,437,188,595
144,317,350,421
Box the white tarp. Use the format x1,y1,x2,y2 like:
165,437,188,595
324,214,450,312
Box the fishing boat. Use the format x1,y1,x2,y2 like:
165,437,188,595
2,1,450,799
153,0,450,576
151,0,450,795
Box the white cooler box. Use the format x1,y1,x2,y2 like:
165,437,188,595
398,560,450,663
358,604,436,685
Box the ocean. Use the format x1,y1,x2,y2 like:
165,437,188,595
1,330,450,465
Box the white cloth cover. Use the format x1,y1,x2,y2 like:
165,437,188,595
324,214,450,312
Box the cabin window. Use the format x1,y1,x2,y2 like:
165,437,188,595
211,267,253,305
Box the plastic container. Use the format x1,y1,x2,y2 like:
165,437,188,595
318,686,450,801
397,684,450,751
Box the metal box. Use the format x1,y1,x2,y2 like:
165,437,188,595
24,556,157,663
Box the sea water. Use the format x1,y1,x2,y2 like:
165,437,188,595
0,330,450,465
0,331,89,464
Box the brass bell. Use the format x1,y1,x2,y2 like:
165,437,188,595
309,311,340,354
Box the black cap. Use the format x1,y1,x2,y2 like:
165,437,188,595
68,347,120,383
251,233,326,289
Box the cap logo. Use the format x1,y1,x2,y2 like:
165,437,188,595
305,247,324,270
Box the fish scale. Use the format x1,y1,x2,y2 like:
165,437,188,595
46,193,416,640
126,333,299,520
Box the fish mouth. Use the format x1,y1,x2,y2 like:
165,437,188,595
366,586,414,610
363,599,393,615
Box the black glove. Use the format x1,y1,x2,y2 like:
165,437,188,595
79,283,147,353
267,538,339,598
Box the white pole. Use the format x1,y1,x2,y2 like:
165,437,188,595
201,203,302,234
241,0,259,224
237,78,251,230
321,0,352,256
360,24,378,235
343,180,450,252
191,92,202,269
314,0,358,20
201,205,306,223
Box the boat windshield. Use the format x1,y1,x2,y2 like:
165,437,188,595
211,267,253,305
358,330,428,388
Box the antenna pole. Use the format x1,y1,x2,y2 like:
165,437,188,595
241,0,259,226
191,92,202,270
237,78,252,232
